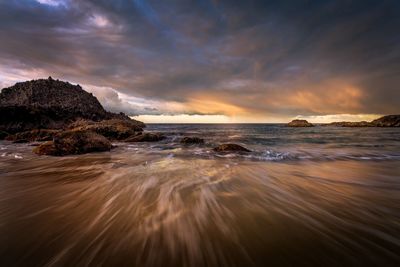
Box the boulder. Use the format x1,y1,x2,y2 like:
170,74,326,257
68,119,143,140
213,143,251,152
124,132,165,142
286,119,314,127
6,129,61,142
180,137,205,144
33,130,111,156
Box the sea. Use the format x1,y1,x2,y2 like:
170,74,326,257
1,124,400,266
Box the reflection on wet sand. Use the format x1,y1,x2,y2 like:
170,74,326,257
1,151,399,266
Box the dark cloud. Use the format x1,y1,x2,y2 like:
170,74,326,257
0,0,399,118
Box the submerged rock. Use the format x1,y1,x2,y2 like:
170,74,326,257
68,119,143,140
286,119,314,127
213,143,251,152
124,132,165,142
180,137,205,144
33,130,111,156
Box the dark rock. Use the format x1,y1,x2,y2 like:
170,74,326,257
213,143,251,152
323,121,372,127
180,137,205,144
371,115,400,127
0,77,144,133
68,119,143,140
33,130,111,156
324,115,400,127
0,131,9,140
7,129,61,142
124,132,165,142
13,139,29,144
286,119,314,127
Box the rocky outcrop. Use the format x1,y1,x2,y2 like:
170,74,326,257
323,121,372,127
370,115,400,127
33,130,111,156
324,115,400,127
6,129,61,142
68,119,143,140
124,132,165,142
0,77,144,133
213,144,251,152
180,137,204,144
286,119,314,127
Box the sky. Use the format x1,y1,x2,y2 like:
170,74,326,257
0,0,399,123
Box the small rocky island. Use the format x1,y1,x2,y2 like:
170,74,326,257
324,115,400,127
287,116,400,127
286,119,314,127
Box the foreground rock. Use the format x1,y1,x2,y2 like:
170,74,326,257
180,137,204,144
213,144,251,152
0,77,143,133
68,119,143,140
6,129,60,142
286,119,314,127
33,130,111,156
124,132,165,142
0,131,9,140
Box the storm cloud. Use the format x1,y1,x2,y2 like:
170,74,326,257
0,0,399,120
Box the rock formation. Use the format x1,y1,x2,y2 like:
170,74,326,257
370,115,400,127
6,129,61,142
324,115,400,127
286,119,314,127
67,119,143,140
33,130,111,156
0,77,143,133
124,132,165,142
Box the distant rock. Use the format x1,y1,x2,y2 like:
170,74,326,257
180,137,204,144
124,132,165,142
213,143,251,152
33,130,111,156
6,129,61,142
286,119,314,127
323,121,372,127
371,115,400,127
68,119,143,140
324,115,400,127
0,77,144,133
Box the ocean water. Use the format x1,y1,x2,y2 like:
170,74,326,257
0,124,400,266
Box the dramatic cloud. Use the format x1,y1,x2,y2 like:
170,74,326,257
0,0,399,122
